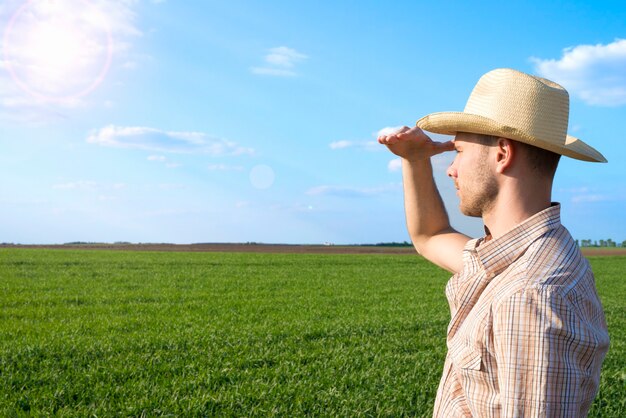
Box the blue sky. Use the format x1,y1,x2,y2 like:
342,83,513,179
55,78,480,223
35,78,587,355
1,0,625,244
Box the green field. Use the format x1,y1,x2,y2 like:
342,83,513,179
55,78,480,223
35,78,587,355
1,249,624,417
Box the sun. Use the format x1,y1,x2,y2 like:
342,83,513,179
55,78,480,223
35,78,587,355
3,0,113,102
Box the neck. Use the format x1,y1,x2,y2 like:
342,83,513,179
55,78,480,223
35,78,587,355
482,180,552,239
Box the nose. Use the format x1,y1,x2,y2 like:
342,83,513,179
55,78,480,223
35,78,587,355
447,164,457,178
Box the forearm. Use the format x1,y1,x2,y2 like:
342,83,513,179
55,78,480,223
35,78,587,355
401,158,454,253
379,126,467,272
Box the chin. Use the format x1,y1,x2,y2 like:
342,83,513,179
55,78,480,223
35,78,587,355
460,205,482,218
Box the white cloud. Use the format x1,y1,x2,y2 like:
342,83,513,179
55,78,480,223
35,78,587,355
532,39,626,106
388,159,402,172
251,46,308,77
556,186,625,204
53,181,99,191
377,126,405,137
557,186,591,194
52,181,126,191
87,125,255,156
147,154,181,168
571,194,612,203
329,140,380,151
329,126,413,152
122,61,138,70
266,46,307,67
329,140,352,150
306,183,400,198
250,67,297,77
147,155,166,162
207,164,244,171
158,183,186,190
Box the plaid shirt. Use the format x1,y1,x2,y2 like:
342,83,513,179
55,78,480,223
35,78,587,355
433,204,609,417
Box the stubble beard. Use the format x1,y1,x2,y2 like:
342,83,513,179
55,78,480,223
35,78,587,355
458,159,499,218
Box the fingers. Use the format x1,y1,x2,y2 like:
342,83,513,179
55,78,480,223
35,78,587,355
435,140,455,151
397,126,424,138
377,123,454,161
378,134,398,145
430,140,455,155
377,125,417,144
378,134,399,145
378,126,407,144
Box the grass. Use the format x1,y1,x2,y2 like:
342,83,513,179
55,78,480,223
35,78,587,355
0,249,624,417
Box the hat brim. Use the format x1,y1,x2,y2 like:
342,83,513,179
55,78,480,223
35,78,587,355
417,112,607,163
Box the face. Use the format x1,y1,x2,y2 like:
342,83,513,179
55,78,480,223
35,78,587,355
446,133,499,218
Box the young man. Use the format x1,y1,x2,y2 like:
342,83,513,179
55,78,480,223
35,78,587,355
379,68,609,417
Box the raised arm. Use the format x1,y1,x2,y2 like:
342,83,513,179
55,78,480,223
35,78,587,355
378,126,469,273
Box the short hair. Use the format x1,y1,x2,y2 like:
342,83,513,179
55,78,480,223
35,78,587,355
473,133,561,177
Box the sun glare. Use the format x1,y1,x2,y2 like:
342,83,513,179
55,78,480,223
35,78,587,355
3,0,113,102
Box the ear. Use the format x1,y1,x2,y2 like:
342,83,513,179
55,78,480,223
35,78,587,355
494,137,515,173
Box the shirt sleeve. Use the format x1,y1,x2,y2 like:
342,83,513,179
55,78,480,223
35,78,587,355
493,286,601,417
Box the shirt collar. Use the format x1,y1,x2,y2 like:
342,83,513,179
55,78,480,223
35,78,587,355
465,203,562,278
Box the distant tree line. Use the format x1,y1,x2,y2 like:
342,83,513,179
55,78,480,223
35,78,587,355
371,241,413,247
576,239,626,247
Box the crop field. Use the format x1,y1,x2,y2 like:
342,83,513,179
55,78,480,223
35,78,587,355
1,248,624,417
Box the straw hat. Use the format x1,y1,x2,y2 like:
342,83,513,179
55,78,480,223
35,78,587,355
416,68,607,162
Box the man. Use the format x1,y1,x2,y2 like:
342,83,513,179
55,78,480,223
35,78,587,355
378,68,609,417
